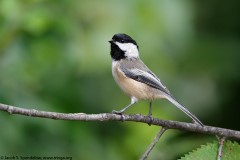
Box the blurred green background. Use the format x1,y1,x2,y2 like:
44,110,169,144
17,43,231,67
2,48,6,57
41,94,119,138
0,0,240,159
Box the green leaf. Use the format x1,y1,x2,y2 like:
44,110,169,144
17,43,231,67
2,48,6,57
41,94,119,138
179,141,240,160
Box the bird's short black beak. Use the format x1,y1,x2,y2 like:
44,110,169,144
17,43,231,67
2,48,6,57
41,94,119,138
108,40,114,44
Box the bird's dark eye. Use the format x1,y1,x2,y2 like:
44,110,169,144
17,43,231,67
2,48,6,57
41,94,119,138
121,39,125,43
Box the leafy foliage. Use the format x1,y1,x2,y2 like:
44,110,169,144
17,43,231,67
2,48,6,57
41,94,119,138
179,141,240,160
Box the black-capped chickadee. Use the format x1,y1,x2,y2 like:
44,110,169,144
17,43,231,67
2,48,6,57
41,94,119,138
109,33,203,126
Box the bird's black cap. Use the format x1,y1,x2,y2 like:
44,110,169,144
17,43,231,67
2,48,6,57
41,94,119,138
110,33,138,48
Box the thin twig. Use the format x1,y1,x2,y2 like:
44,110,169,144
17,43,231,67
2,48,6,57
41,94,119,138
217,137,226,160
140,127,167,160
0,103,240,139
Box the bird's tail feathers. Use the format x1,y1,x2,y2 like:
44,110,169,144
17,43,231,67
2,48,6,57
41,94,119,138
164,94,203,126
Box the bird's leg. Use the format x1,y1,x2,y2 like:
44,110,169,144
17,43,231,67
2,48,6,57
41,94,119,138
148,101,153,117
147,101,153,126
112,97,137,114
112,102,134,114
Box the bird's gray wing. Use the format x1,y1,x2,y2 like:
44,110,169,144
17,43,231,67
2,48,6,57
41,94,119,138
120,59,170,95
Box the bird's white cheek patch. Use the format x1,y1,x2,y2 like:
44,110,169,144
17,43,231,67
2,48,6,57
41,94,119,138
115,42,139,58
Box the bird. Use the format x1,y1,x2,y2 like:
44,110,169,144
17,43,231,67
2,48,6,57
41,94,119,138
108,33,203,126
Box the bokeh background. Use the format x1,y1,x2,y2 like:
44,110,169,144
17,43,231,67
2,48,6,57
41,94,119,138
0,0,240,159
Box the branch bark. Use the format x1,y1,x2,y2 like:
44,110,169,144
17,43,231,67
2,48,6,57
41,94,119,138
0,103,240,140
217,137,226,160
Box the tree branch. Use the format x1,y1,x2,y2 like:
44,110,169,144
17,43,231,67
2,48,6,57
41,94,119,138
0,103,240,140
140,127,167,160
217,137,226,160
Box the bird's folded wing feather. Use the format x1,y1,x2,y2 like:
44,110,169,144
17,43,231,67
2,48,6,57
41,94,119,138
120,59,170,95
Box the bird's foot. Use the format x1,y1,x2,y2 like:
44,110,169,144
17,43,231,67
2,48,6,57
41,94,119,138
112,110,125,122
112,110,124,114
147,114,153,126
